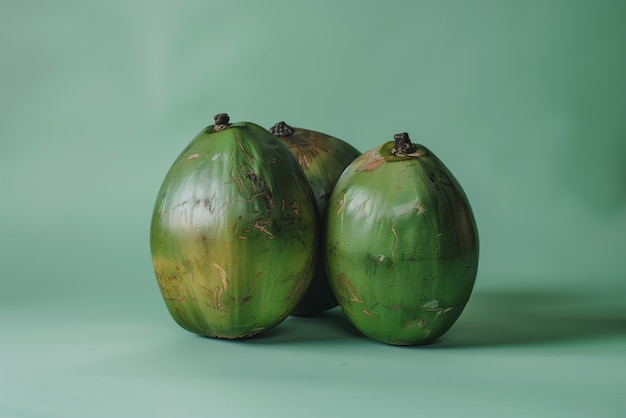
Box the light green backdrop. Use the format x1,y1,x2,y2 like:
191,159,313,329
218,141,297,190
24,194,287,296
1,1,625,417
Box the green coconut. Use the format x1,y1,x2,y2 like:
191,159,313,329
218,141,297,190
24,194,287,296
269,121,361,316
150,114,319,339
324,132,479,345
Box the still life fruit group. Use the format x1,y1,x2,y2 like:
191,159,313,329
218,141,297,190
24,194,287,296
150,114,479,345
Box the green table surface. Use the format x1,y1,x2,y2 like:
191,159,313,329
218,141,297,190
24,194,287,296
2,1,625,417
2,273,624,418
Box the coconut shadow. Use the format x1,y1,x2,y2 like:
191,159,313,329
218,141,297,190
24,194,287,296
429,287,626,348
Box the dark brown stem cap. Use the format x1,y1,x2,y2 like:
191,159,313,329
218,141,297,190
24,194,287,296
214,113,230,131
269,121,295,137
391,132,417,156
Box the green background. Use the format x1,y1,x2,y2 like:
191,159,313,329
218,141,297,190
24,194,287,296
1,1,625,417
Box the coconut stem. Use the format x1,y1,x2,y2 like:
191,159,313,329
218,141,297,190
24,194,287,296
391,132,417,156
269,121,295,137
214,113,230,131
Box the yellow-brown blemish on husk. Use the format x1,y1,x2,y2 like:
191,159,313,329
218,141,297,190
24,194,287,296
213,263,228,290
215,287,223,309
152,258,186,300
362,309,376,319
336,193,347,215
234,134,255,166
291,201,300,216
358,149,385,172
251,219,275,239
336,272,363,303
285,270,309,300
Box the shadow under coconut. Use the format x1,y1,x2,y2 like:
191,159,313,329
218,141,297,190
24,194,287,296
209,285,626,347
431,286,626,348
231,307,365,345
